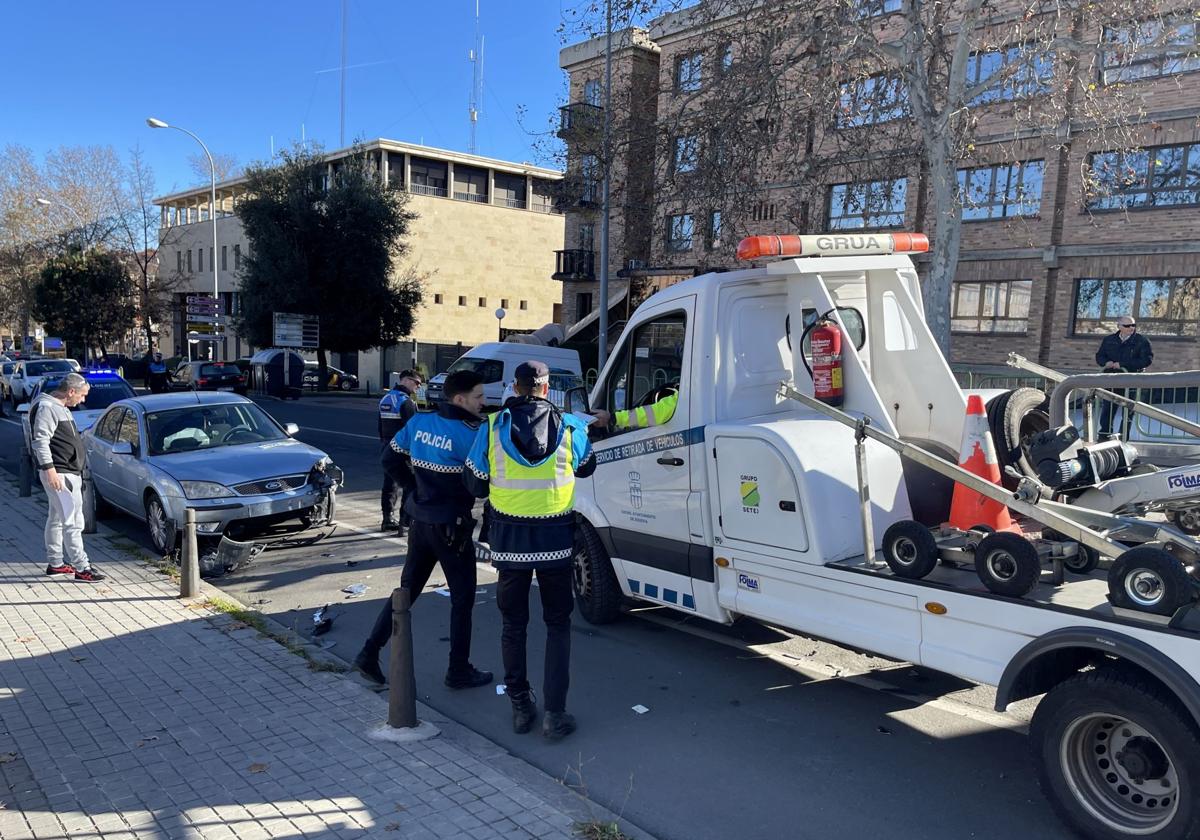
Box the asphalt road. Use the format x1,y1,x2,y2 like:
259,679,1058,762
0,394,1072,840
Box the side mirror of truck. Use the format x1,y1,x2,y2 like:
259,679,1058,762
565,387,590,416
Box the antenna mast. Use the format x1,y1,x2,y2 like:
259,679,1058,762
468,1,483,153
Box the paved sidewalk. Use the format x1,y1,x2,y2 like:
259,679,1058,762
0,478,637,840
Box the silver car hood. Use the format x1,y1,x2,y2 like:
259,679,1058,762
151,439,328,484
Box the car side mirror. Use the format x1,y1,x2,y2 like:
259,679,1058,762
565,387,591,416
284,422,300,436
112,441,133,456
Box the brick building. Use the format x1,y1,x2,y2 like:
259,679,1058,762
554,4,1200,371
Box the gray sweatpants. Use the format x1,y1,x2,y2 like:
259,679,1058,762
40,472,90,570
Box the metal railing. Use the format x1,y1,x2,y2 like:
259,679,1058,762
553,249,595,281
497,197,527,209
453,191,488,203
558,103,603,137
409,182,448,198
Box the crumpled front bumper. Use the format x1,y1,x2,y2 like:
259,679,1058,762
168,464,344,535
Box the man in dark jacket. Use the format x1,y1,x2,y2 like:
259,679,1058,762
377,370,421,532
1096,315,1154,435
465,361,596,741
354,370,493,690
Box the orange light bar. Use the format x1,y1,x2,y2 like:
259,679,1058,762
736,232,930,261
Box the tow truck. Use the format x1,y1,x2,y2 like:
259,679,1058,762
566,232,1200,840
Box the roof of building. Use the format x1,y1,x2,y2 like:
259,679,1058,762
154,138,562,205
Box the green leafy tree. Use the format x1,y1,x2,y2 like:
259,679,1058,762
234,143,424,388
34,249,137,358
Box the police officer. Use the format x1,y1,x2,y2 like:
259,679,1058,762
354,369,493,690
378,369,422,532
148,352,169,394
465,361,596,740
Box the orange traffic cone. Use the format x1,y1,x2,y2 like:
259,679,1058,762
946,395,1015,532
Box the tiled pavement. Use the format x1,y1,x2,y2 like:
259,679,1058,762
0,478,643,839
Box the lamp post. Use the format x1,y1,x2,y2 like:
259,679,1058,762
495,307,506,341
34,198,87,248
147,117,221,360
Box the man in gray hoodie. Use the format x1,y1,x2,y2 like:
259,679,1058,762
31,372,105,581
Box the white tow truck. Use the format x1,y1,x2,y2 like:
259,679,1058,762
567,232,1200,840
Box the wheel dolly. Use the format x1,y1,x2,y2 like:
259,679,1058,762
779,382,1200,616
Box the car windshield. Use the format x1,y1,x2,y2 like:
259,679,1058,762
27,360,75,376
446,357,490,374
145,403,287,455
200,363,241,376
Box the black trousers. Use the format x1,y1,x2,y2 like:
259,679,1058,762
1099,388,1135,436
363,520,478,676
496,565,573,713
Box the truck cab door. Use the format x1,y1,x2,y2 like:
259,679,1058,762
590,297,707,608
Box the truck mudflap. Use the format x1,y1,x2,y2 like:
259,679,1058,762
995,626,1200,730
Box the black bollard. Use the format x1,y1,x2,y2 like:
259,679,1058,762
387,587,418,729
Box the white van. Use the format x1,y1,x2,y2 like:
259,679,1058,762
425,342,582,410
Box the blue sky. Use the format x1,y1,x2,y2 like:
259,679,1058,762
2,0,578,196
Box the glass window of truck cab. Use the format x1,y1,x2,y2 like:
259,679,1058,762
600,311,686,423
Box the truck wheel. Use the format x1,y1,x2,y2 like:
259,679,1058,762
1031,667,1200,840
974,531,1041,597
1064,544,1101,575
987,388,1049,490
573,521,622,625
881,520,938,579
1169,508,1200,536
1108,547,1196,616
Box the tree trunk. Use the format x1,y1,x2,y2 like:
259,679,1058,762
922,137,963,357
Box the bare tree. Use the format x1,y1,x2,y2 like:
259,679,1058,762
188,151,241,183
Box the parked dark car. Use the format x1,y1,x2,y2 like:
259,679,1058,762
171,361,248,395
302,363,359,391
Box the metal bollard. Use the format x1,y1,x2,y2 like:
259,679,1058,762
387,587,418,729
18,446,32,498
180,508,200,598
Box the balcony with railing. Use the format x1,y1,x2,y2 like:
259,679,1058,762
453,191,488,203
557,103,604,140
556,177,601,210
552,249,596,281
410,181,448,198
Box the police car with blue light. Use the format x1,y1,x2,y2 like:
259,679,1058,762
18,367,136,464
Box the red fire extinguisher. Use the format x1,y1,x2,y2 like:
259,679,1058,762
804,312,844,407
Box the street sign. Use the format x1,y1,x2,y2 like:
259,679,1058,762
188,324,225,336
187,314,224,325
186,305,220,316
22,336,34,352
273,312,319,349
187,294,218,304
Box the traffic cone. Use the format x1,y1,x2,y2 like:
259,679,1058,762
946,395,1015,532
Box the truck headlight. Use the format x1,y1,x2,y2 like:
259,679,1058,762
180,480,234,500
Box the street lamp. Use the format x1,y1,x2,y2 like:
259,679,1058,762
34,197,87,247
146,116,222,359
495,307,506,341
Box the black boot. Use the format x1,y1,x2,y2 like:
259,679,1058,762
510,690,537,734
354,650,385,684
542,711,576,741
444,665,493,690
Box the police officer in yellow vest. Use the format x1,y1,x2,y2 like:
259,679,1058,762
465,361,596,741
594,383,679,432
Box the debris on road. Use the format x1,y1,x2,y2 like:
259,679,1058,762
631,705,650,715
495,684,507,695
342,583,368,598
313,604,335,635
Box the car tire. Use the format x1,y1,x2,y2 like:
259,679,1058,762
81,477,107,534
145,494,178,557
340,379,352,391
1030,667,1200,840
881,520,940,579
987,388,1050,490
1107,546,1197,616
573,520,622,625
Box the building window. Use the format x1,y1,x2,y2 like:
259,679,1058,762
576,292,594,318
519,300,528,310
966,46,1053,103
1101,16,1200,85
410,158,448,197
853,0,901,18
458,295,467,306
708,210,723,248
198,248,204,273
221,245,228,271
751,202,776,222
209,248,213,272
478,296,487,307
672,135,700,175
233,244,241,270
501,298,509,309
187,250,193,272
957,160,1045,220
176,251,182,273
952,280,1033,333
583,78,602,106
1074,276,1200,336
718,42,734,73
578,223,595,249
828,178,908,229
453,165,489,203
666,213,695,251
836,74,908,127
494,172,527,209
676,51,703,93
434,293,444,304
1087,142,1200,211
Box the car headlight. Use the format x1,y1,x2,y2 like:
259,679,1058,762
179,480,234,500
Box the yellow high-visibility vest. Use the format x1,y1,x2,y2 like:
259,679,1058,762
486,413,576,517
614,389,678,431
